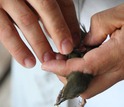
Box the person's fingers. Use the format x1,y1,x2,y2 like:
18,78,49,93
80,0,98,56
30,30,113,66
82,38,121,75
0,9,36,68
43,26,124,99
42,34,121,76
2,0,54,63
81,70,123,99
42,58,85,76
27,0,73,54
56,0,80,47
84,4,124,46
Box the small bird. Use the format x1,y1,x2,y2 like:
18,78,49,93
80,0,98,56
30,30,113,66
55,26,98,106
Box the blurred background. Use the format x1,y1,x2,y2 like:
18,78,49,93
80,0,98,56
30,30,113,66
1,1,124,107
0,43,11,107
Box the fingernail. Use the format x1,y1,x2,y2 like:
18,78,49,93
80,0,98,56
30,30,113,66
24,57,36,68
43,52,55,62
61,39,73,54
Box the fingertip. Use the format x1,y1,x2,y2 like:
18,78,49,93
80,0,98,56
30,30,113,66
24,56,36,68
61,38,73,54
41,59,67,76
42,51,56,62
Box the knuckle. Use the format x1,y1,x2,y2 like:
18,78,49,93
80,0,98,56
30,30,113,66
54,24,69,36
19,13,37,27
12,44,26,59
31,39,46,48
37,0,56,10
91,13,105,35
13,45,22,56
0,25,15,42
91,13,102,26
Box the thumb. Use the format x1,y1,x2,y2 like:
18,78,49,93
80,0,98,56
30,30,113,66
84,4,124,46
42,36,120,77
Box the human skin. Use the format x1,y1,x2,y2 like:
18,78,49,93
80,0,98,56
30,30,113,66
42,3,124,99
0,0,80,68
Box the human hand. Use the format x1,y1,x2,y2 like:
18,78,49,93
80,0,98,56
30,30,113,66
42,3,124,99
0,0,80,68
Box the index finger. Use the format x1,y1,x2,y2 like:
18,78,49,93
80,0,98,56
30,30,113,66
27,0,73,54
41,37,120,76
